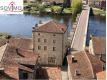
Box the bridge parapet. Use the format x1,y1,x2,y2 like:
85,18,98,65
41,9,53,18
70,5,90,54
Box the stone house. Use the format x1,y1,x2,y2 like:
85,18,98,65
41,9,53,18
67,51,104,80
89,36,106,62
88,0,106,9
32,20,68,66
0,38,38,80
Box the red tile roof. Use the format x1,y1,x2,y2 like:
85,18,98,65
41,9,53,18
9,38,33,50
0,43,38,80
36,67,61,80
32,20,67,33
96,71,106,80
67,51,103,79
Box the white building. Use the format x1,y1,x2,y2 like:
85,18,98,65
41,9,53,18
32,20,68,66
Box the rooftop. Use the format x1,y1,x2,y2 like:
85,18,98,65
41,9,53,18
91,36,106,54
36,67,61,80
67,51,103,79
96,71,106,80
9,38,33,50
32,20,67,33
0,43,38,80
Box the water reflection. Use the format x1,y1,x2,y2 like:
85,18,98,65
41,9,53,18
86,15,106,46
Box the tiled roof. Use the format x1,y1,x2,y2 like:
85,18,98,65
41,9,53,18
0,43,38,80
96,71,106,80
91,37,106,54
32,20,67,33
36,67,61,80
67,51,103,79
9,38,33,50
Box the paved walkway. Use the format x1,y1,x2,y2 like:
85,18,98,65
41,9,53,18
71,5,90,53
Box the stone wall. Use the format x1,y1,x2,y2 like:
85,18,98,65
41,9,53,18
33,31,66,66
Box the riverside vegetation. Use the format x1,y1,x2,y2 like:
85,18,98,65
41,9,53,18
0,33,11,39
24,0,82,15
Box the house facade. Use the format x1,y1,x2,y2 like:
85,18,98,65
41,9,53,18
88,0,106,9
32,20,68,66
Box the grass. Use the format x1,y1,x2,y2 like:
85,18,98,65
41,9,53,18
45,6,62,13
92,8,106,16
63,8,72,13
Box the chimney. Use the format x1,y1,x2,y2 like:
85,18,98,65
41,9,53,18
35,24,38,27
72,55,77,63
75,69,81,76
32,27,35,29
39,20,42,24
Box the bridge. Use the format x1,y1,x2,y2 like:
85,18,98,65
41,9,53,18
70,5,90,53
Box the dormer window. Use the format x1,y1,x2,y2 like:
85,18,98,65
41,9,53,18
75,69,81,76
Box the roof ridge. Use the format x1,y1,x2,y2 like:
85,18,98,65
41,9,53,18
36,20,52,29
53,21,63,32
84,51,95,78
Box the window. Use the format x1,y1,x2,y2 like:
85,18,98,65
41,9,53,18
38,33,40,35
53,40,56,43
53,47,56,51
44,46,47,50
44,39,47,43
48,57,56,63
38,46,41,50
53,34,56,36
23,73,28,79
38,38,40,42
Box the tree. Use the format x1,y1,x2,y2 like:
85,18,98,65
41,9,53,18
72,0,82,15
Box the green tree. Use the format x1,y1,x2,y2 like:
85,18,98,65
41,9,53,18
72,0,82,15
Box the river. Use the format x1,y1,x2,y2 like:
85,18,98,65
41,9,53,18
0,14,106,39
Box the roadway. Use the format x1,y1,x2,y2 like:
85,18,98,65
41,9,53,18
71,5,90,53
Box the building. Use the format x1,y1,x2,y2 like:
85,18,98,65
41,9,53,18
0,38,38,80
36,66,62,80
32,20,68,66
67,51,104,80
96,71,106,80
89,37,106,62
88,0,106,9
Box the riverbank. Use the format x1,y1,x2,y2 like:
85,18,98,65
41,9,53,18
91,7,106,17
24,3,72,14
0,33,12,39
